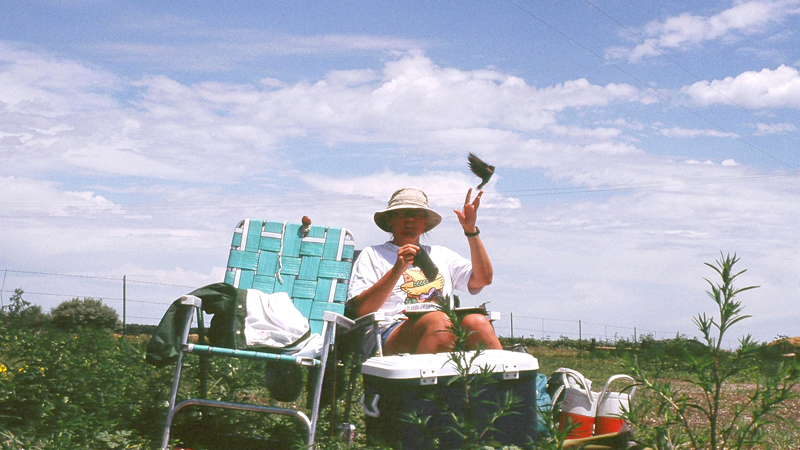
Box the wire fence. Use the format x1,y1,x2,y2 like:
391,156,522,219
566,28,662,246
492,314,708,346
1,268,740,347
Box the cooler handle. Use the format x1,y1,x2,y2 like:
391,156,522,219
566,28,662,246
552,385,565,407
361,393,381,418
598,374,636,403
559,369,595,403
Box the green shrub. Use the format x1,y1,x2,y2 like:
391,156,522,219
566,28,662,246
624,253,800,450
0,326,170,449
0,289,49,329
397,297,531,449
50,297,119,331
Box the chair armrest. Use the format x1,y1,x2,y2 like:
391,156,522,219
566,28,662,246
322,310,356,330
354,311,385,327
181,295,202,307
322,310,385,332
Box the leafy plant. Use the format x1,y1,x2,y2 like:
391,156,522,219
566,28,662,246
531,406,578,450
398,297,529,449
50,297,119,331
0,288,47,328
623,253,800,450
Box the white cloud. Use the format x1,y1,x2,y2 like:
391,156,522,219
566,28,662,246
607,0,800,62
602,118,646,130
754,121,797,134
660,127,740,138
0,176,126,218
547,124,622,139
0,42,119,115
299,169,519,211
685,159,740,165
89,33,425,72
2,47,653,184
482,165,800,340
581,142,642,154
683,65,800,108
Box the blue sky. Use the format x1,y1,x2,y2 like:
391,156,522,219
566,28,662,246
1,0,798,344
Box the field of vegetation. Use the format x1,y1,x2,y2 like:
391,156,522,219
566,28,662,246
1,255,798,449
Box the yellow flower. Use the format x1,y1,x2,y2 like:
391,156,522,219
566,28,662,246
0,363,6,374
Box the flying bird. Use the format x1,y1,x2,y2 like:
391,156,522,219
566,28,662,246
468,153,495,190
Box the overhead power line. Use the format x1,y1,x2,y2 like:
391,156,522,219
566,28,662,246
0,171,797,217
0,269,195,288
502,0,798,170
578,0,800,148
0,288,174,306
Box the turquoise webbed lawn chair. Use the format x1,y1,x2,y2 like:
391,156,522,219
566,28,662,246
160,218,367,449
224,219,355,335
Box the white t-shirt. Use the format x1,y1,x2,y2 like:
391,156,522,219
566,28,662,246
347,241,473,331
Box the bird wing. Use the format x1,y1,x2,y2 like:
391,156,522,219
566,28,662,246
468,152,493,179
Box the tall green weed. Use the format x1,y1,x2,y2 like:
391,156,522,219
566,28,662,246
623,253,800,450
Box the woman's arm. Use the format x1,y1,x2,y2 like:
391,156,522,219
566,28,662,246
453,189,493,293
465,232,492,293
348,244,419,317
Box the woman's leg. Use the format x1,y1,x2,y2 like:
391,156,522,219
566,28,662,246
384,312,502,355
384,311,453,355
461,313,502,350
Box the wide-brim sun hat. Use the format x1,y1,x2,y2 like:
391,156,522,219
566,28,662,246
374,187,442,233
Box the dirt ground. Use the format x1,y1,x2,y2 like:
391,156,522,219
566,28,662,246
634,378,800,448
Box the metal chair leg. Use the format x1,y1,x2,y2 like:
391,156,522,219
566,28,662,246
308,320,335,447
161,305,196,449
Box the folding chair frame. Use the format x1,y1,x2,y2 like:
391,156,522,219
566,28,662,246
160,294,363,449
160,218,362,449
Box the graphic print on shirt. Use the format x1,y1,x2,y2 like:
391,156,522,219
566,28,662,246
400,267,445,308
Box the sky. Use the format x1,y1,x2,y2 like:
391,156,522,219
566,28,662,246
1,0,798,346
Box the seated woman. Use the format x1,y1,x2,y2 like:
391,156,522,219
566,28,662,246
347,187,502,355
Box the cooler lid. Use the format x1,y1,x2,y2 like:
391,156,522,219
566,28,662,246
362,349,538,380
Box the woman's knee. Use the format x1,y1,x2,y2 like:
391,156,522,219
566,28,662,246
461,314,502,349
461,313,493,333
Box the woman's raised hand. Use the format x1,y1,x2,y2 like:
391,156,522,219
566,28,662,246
454,188,482,232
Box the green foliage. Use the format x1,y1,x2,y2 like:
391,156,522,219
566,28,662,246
4,256,799,449
0,288,48,328
0,327,170,449
397,297,532,449
1,288,31,318
623,253,800,450
50,297,119,331
530,406,577,450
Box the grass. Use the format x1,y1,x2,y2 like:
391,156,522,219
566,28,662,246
1,325,797,449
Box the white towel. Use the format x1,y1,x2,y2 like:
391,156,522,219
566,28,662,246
244,290,310,348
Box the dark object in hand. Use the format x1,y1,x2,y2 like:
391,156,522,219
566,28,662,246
414,247,439,281
468,152,495,189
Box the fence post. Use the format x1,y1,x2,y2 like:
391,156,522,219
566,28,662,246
122,275,127,336
0,269,6,307
579,320,582,360
510,312,514,342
